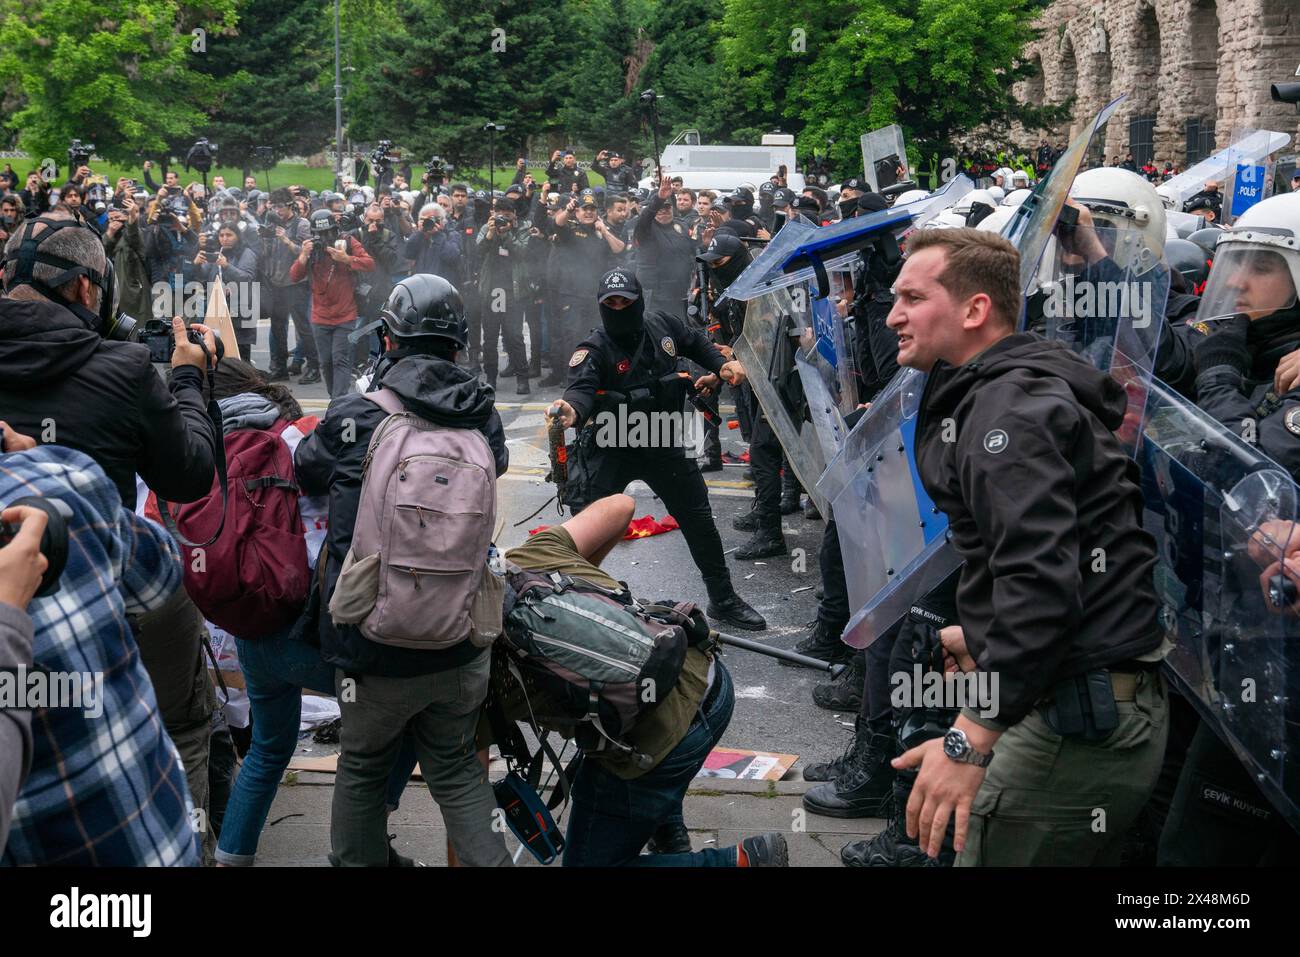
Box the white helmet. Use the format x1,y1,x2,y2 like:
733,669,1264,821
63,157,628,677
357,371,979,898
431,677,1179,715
1195,192,1300,324
1068,167,1167,275
993,167,1015,187
923,208,969,230
964,188,999,228
975,205,1017,236
1002,188,1032,208
1011,170,1030,189
987,185,1006,204
893,188,931,207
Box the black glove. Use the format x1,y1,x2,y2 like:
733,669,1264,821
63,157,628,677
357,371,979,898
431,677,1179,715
1193,314,1251,376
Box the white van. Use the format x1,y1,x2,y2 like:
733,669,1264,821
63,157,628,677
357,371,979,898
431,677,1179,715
638,130,805,194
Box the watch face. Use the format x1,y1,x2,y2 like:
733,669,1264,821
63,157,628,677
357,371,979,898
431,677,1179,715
943,729,965,760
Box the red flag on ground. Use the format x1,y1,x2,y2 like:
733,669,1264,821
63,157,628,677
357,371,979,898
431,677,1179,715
527,515,681,540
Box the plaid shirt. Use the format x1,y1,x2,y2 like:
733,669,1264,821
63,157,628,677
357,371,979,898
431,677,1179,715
0,446,200,866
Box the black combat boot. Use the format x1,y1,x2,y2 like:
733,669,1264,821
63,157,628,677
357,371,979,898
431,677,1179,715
802,732,897,818
732,506,761,531
812,650,865,711
802,717,871,782
839,771,955,867
707,592,766,631
516,375,531,395
784,618,852,665
735,525,787,560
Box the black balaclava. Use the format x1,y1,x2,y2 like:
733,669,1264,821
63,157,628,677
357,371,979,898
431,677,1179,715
597,268,647,350
711,249,750,288
600,297,645,350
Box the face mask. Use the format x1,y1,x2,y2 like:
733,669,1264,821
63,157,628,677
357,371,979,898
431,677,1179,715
599,298,645,349
712,254,747,288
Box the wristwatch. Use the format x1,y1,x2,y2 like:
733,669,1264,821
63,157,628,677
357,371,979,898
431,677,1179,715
943,728,994,767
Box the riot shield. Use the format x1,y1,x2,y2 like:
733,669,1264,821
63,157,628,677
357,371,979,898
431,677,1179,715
719,174,972,305
723,179,973,516
1004,95,1126,302
1139,376,1300,829
1156,129,1291,213
795,349,850,463
730,284,834,514
860,125,910,193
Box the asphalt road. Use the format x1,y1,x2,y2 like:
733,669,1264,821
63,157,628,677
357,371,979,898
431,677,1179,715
250,329,855,776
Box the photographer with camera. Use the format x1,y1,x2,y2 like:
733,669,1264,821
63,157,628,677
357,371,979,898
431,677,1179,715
143,192,200,301
404,204,464,288
196,222,261,358
289,209,375,398
538,190,618,386
101,189,152,322
356,201,402,321
593,149,639,194
19,172,50,219
476,196,533,394
260,188,319,384
547,150,590,195
0,208,219,504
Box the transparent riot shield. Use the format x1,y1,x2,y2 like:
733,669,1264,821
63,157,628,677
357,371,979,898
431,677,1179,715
1139,377,1300,830
860,125,910,194
1004,96,1126,301
795,349,850,463
809,268,859,413
1156,129,1291,214
730,284,835,515
724,182,973,516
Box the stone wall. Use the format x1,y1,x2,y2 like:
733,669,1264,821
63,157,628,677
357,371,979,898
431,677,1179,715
1013,0,1300,165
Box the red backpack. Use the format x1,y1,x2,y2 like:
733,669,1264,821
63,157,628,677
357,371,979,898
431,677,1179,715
150,420,310,639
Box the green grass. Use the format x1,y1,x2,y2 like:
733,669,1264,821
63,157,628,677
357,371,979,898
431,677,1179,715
4,157,610,195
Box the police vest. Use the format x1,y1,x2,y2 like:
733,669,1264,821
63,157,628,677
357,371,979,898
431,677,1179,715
591,310,690,419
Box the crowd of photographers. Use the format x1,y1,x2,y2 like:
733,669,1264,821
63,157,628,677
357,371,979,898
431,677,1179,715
1,131,1299,869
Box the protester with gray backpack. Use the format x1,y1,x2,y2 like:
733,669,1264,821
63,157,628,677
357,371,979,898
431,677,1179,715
294,273,512,867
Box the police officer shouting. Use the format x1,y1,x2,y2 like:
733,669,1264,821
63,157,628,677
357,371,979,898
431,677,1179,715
548,268,768,631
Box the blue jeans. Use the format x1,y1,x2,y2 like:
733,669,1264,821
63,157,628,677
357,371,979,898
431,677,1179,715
562,658,738,867
214,629,415,866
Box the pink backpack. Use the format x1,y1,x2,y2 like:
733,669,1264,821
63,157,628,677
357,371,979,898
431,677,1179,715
329,388,497,650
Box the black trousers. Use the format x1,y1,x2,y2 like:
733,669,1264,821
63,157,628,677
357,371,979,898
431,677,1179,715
267,283,317,370
578,449,735,602
553,293,599,372
745,385,783,530
481,301,527,380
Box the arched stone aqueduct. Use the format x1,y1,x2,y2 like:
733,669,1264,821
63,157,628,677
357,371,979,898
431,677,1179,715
1013,0,1300,166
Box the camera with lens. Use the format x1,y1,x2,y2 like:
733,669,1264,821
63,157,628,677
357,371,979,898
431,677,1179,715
185,137,218,175
424,155,452,187
492,215,512,231
67,139,95,171
141,319,226,364
0,497,73,598
198,230,221,259
257,222,277,238
370,139,397,181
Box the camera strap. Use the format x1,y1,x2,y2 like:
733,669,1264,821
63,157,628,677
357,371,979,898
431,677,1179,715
157,346,230,549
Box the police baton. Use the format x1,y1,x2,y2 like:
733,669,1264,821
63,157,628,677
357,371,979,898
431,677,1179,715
710,629,847,678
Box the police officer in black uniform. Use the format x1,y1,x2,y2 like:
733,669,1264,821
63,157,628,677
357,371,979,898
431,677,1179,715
548,268,767,631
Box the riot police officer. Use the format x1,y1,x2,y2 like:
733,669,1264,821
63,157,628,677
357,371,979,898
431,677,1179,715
548,268,768,631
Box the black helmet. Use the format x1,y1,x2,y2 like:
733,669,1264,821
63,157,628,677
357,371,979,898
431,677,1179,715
309,208,337,235
381,274,468,348
1187,226,1224,257
1164,238,1212,293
